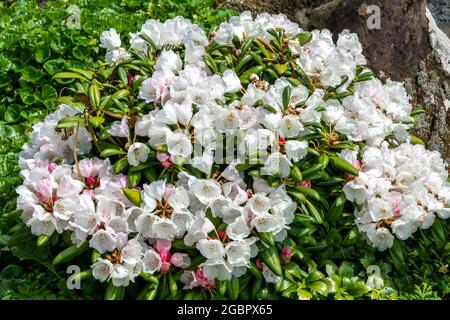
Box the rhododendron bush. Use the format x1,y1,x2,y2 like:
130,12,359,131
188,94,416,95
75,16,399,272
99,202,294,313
14,12,449,300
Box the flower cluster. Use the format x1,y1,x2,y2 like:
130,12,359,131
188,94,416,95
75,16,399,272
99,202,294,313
343,142,450,250
15,12,449,297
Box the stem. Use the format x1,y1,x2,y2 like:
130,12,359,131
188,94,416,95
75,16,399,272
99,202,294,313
74,123,82,179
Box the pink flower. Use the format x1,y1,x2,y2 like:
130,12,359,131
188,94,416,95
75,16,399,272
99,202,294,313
157,152,174,168
153,239,191,273
171,253,191,268
154,239,172,253
35,179,54,203
156,152,170,162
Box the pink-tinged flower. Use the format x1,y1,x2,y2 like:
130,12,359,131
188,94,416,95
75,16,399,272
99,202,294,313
113,174,128,187
154,239,172,253
153,239,191,273
391,196,402,218
298,180,312,188
246,189,253,198
35,179,55,203
156,151,170,162
163,186,176,200
195,267,215,289
278,136,286,143
170,253,191,268
48,163,58,173
157,152,174,168
355,160,361,171
180,267,215,290
281,245,292,263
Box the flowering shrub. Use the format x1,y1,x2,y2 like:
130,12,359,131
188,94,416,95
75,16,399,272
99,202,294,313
14,12,449,299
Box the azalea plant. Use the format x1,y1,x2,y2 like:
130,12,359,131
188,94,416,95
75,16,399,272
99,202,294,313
13,12,449,300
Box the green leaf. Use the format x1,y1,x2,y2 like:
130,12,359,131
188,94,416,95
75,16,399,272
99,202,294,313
0,54,12,73
122,188,142,206
52,72,88,81
21,66,45,83
56,116,85,129
56,96,86,113
338,261,354,278
72,46,91,60
41,84,58,101
34,47,51,63
100,148,127,157
43,59,66,75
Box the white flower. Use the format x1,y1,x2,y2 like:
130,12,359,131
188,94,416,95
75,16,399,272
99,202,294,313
184,211,215,246
196,239,225,260
246,193,271,214
201,258,232,281
108,118,129,138
127,143,150,166
279,115,304,138
139,70,175,104
167,132,192,157
89,229,117,254
100,28,121,50
142,248,162,274
105,48,131,64
285,140,308,162
262,152,292,178
155,50,183,73
222,69,242,93
190,179,222,205
152,217,178,240
92,259,113,282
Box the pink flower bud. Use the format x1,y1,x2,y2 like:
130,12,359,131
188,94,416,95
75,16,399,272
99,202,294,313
162,160,173,168
217,230,226,239
160,261,171,273
255,258,264,269
48,163,58,173
127,73,136,87
281,247,292,264
355,160,361,171
86,176,96,185
298,180,312,188
278,137,286,143
159,250,171,263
